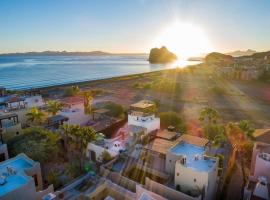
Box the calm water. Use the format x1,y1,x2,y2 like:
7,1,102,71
0,55,199,90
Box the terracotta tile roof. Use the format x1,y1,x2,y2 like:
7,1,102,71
179,134,209,147
145,138,175,155
254,129,270,144
156,129,178,140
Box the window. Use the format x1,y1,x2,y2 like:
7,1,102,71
177,172,179,176
169,160,172,163
32,174,38,186
194,178,196,182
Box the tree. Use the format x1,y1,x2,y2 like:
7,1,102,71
63,125,97,171
199,107,220,126
104,102,124,118
9,127,60,163
238,120,255,140
63,86,80,97
60,123,73,151
81,91,93,116
47,100,63,116
101,150,113,163
26,107,45,125
159,111,186,132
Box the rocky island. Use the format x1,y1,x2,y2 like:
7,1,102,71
148,46,177,64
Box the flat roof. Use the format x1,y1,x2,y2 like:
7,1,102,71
156,129,178,140
0,113,18,121
48,114,69,124
173,142,216,172
0,154,35,197
130,100,155,109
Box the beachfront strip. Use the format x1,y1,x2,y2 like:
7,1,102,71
0,95,269,200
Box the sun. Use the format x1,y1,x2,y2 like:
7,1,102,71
154,22,213,58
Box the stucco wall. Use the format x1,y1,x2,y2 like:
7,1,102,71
145,178,201,200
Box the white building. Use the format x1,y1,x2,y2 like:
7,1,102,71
0,153,53,200
244,176,270,200
165,135,218,200
128,100,160,134
244,139,270,200
0,95,45,111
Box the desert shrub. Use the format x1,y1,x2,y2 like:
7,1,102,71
101,150,113,163
47,170,63,189
151,79,181,94
159,111,186,132
63,86,79,97
65,161,82,179
208,86,226,95
104,102,124,118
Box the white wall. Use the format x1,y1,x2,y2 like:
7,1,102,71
165,151,182,174
128,114,160,133
175,162,209,192
174,159,218,200
254,153,270,181
0,179,36,200
25,95,45,108
86,143,117,162
60,103,90,125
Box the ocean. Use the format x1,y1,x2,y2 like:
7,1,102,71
0,54,200,90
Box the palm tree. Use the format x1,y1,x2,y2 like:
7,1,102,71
47,100,63,116
199,107,220,125
26,107,45,125
238,120,255,140
82,91,94,118
60,123,72,151
71,126,97,171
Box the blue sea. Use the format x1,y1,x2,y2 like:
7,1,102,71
0,55,199,90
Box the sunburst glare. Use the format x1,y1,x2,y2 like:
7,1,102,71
154,22,213,59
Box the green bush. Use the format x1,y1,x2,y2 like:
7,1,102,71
104,102,124,118
159,111,186,132
8,127,60,164
101,150,113,163
63,86,79,97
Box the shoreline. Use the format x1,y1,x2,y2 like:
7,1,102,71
16,68,173,93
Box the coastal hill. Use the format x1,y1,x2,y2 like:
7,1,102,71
148,46,177,64
226,49,256,57
0,51,112,56
205,52,234,66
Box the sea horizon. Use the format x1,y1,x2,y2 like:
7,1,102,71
0,54,200,90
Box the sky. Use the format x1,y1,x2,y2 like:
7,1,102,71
0,0,270,55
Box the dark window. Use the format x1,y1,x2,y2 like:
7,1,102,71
32,174,38,186
194,178,196,182
176,185,181,191
177,172,179,176
169,160,172,162
0,153,5,162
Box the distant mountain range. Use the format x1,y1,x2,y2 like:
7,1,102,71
0,51,148,56
225,49,256,57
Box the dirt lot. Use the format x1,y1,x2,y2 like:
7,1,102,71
44,67,270,135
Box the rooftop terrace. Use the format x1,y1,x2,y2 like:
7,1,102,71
171,142,216,172
0,154,35,197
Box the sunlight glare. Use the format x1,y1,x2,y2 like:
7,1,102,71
155,22,213,58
